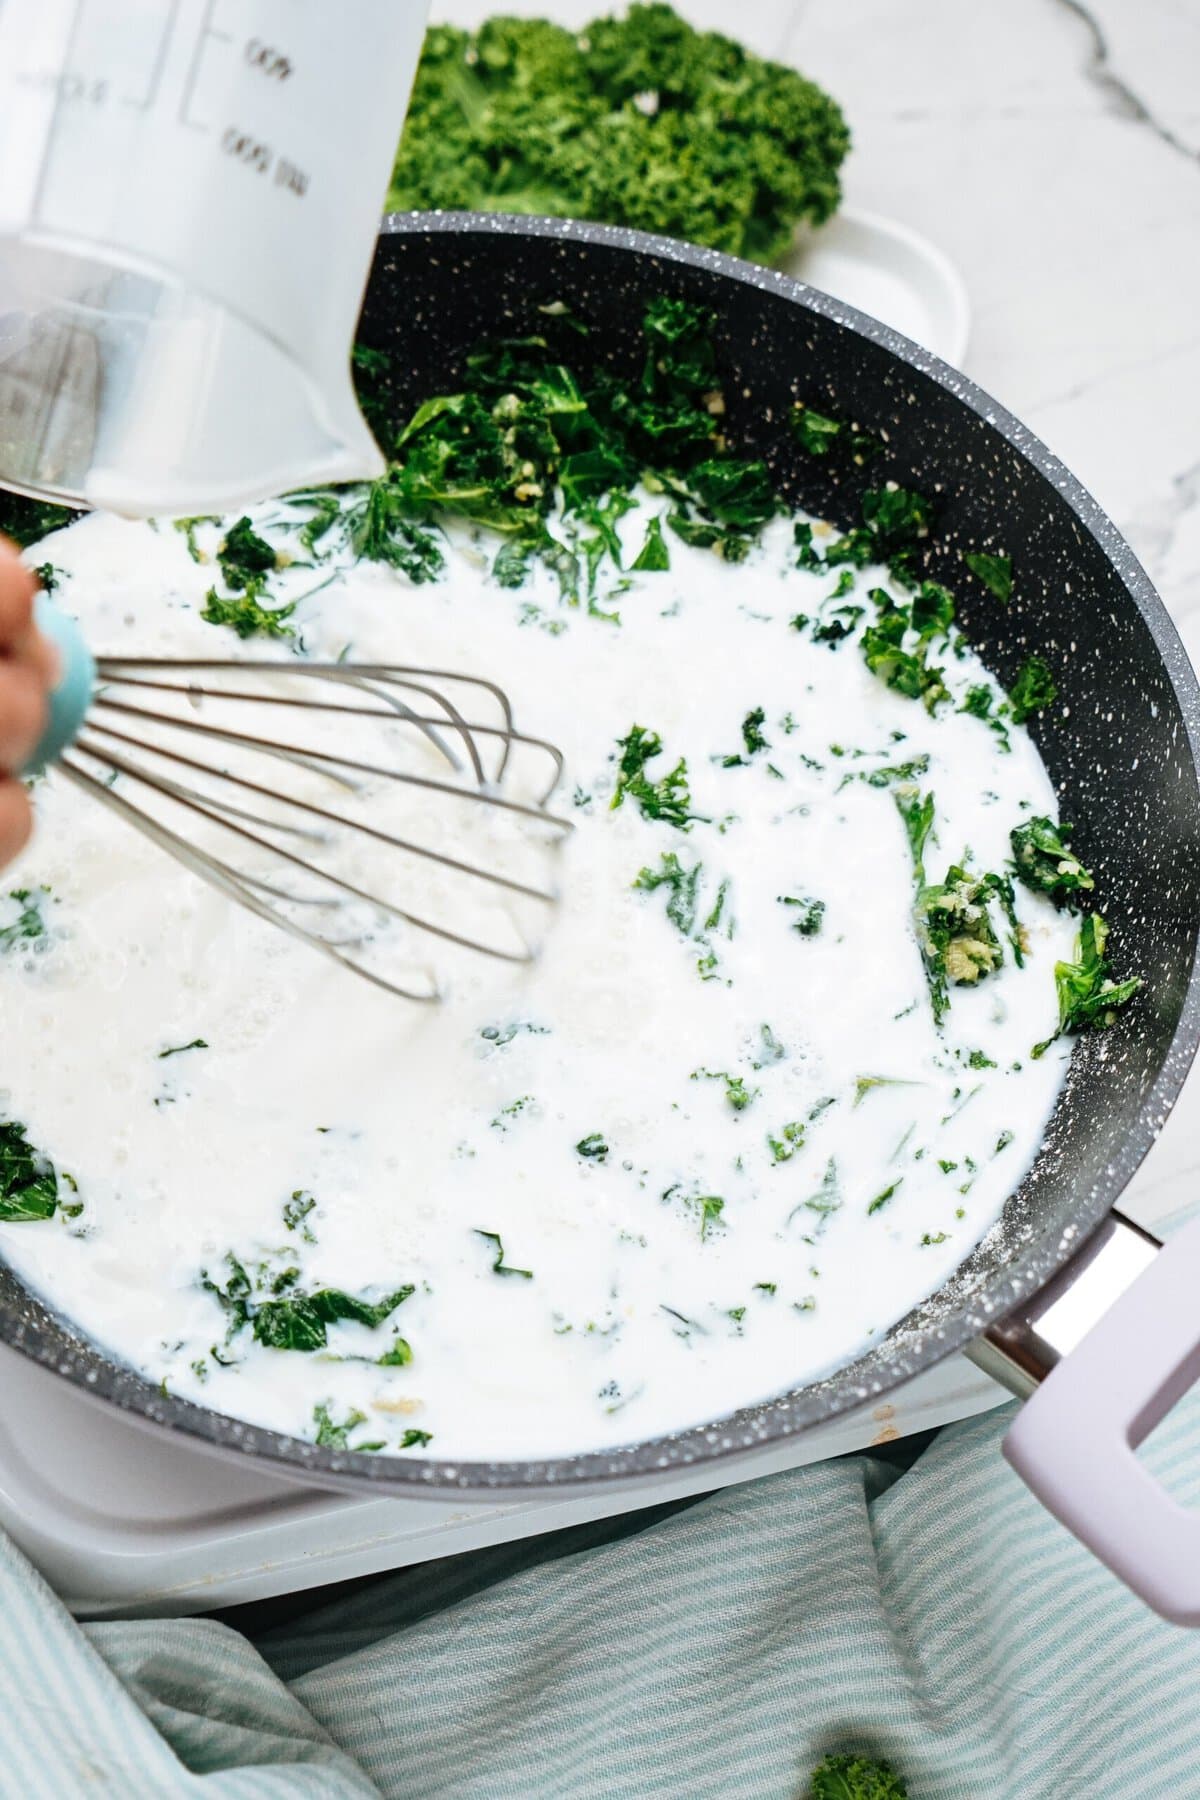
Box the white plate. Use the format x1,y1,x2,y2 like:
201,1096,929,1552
782,206,970,367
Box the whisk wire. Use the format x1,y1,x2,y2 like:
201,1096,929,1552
60,657,572,1001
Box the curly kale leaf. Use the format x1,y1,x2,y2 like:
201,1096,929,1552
389,10,850,266
810,1751,908,1800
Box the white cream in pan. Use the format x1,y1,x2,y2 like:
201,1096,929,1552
0,498,1075,1461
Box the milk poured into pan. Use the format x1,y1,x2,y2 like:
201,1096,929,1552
0,500,1075,1460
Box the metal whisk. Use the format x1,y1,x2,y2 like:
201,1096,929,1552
29,600,573,1002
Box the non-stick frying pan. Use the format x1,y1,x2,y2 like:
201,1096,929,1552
6,216,1200,1619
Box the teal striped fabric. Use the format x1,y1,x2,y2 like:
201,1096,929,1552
2,1397,1200,1796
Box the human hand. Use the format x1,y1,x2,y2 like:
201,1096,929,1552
0,536,58,869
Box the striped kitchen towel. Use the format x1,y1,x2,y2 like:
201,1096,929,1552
2,1395,1200,1796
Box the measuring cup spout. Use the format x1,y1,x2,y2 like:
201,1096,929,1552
0,0,428,519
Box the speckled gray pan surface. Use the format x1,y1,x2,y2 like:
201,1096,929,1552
4,213,1200,1499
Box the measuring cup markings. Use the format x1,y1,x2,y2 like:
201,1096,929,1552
0,0,431,515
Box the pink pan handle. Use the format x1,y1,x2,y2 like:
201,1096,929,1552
968,1210,1200,1625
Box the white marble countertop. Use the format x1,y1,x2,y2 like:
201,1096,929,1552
431,0,1200,1237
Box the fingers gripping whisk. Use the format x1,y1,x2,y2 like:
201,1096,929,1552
54,658,573,1002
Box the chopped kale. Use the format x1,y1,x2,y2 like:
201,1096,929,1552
201,587,296,641
854,1074,917,1106
793,521,822,570
1009,653,1057,724
174,515,219,562
635,851,732,982
217,516,278,590
251,1285,414,1352
914,865,1006,1023
201,1256,413,1352
855,754,930,790
778,894,825,936
691,1069,758,1112
687,457,777,532
812,604,864,647
767,1122,806,1163
611,725,701,829
824,526,875,568
752,1024,787,1069
964,549,1013,603
1033,913,1142,1057
958,684,1011,751
634,851,702,934
400,1428,433,1449
894,787,935,883
861,483,932,554
283,1191,317,1241
575,1133,609,1160
0,886,52,952
690,1195,725,1240
377,1337,413,1366
867,1178,903,1215
311,1403,384,1453
631,513,670,572
791,403,883,465
859,585,950,709
33,563,63,594
0,494,77,549
1010,815,1095,907
792,406,843,456
294,492,343,556
342,474,447,583
157,1038,207,1059
737,707,770,759
491,1095,534,1130
0,1122,61,1221
791,1156,840,1227
908,579,954,641
475,1228,533,1278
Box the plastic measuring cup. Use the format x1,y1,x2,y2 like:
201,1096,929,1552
0,0,429,519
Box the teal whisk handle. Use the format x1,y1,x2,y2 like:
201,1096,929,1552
24,594,96,775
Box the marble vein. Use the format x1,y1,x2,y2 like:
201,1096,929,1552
1053,0,1200,168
